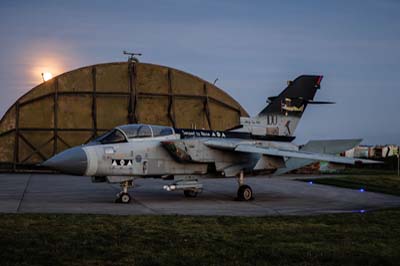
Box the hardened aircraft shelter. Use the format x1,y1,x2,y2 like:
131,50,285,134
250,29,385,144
0,61,248,171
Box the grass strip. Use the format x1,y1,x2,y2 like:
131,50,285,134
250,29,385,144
300,175,400,196
0,210,400,266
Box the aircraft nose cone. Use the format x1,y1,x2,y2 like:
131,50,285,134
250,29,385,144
42,147,87,175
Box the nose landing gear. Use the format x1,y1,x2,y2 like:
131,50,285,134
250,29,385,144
116,180,133,203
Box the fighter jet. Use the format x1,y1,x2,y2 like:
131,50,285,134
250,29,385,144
43,75,379,203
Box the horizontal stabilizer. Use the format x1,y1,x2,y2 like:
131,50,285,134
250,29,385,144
235,143,381,171
236,145,357,164
300,139,362,154
305,100,335,104
274,139,376,175
267,96,278,103
287,98,335,105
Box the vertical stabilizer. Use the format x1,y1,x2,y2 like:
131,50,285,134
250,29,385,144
236,75,329,138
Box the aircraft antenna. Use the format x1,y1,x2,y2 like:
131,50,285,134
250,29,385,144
123,50,142,63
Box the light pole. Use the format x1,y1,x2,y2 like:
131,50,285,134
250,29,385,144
397,146,400,176
41,72,52,82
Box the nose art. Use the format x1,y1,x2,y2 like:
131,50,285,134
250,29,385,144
42,147,87,175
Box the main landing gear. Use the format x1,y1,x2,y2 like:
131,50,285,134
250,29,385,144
115,180,133,204
236,170,253,201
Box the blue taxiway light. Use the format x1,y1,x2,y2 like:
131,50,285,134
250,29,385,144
308,181,313,185
359,188,365,192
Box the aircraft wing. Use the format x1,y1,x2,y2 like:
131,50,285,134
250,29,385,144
204,139,381,165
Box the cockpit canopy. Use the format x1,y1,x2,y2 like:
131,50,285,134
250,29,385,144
93,124,175,144
118,124,174,138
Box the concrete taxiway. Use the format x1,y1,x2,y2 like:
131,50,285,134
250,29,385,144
1,173,399,216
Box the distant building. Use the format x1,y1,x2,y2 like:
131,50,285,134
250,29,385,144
345,145,399,159
296,144,399,174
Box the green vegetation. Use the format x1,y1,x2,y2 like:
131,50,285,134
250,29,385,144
1,210,400,266
332,168,397,176
301,174,400,196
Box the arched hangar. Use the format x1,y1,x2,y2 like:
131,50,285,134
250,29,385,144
0,61,248,170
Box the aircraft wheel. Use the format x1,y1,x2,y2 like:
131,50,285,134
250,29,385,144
237,185,253,201
120,192,131,204
184,190,198,198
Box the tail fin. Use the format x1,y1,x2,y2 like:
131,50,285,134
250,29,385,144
258,75,323,117
238,75,331,138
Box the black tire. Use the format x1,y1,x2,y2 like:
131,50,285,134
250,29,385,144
237,185,253,201
184,190,198,198
120,192,131,204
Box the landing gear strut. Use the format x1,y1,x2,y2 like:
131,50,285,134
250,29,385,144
236,170,253,201
115,180,133,203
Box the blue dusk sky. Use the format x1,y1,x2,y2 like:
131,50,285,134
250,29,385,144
0,0,399,144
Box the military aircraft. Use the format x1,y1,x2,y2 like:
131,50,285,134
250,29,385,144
43,75,379,203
